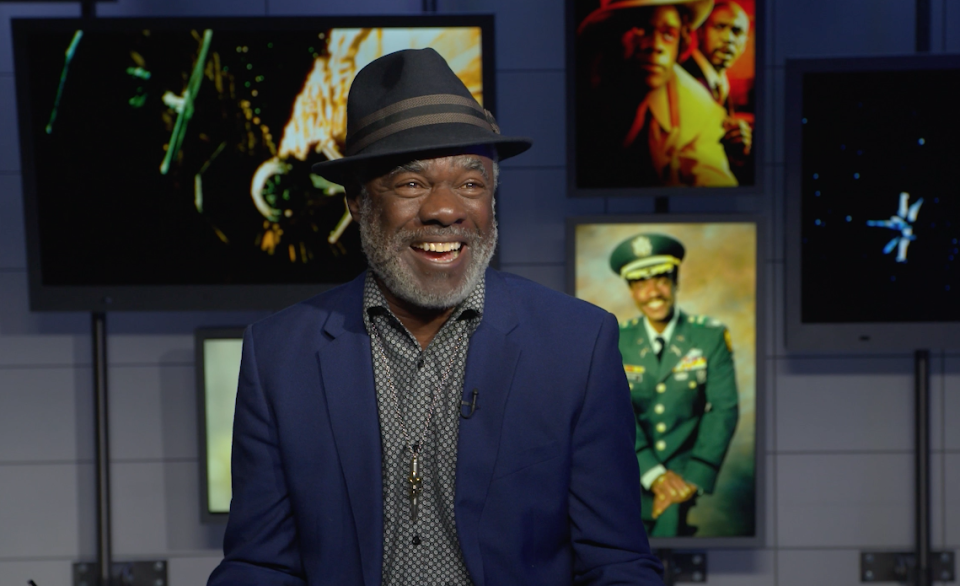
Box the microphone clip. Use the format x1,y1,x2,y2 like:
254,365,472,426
460,388,479,419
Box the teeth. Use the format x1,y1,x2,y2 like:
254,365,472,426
414,242,462,253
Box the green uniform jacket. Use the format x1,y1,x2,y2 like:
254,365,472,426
618,310,739,527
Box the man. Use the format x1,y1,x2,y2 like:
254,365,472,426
208,48,664,585
576,0,737,188
683,0,754,183
609,233,739,537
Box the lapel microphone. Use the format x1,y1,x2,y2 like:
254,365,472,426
460,388,479,419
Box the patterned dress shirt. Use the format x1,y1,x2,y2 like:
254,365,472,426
362,272,484,586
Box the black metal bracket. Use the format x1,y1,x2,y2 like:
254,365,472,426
658,550,708,584
860,551,955,583
74,560,168,586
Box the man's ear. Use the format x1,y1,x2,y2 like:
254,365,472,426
345,185,362,221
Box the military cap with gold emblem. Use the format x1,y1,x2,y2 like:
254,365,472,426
609,233,685,281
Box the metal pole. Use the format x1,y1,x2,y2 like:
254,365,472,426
654,196,670,214
916,0,930,52
93,312,112,586
914,349,930,586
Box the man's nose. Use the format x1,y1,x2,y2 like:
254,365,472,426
419,184,465,226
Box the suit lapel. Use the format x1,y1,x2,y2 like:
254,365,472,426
316,276,383,586
455,270,521,585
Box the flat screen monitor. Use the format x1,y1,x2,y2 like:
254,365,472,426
784,55,960,351
13,16,495,311
567,214,764,547
566,0,763,195
196,326,245,522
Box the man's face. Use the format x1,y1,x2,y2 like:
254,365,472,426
701,3,750,72
629,274,677,325
348,151,497,310
619,5,682,90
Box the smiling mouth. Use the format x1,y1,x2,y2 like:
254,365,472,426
646,299,666,310
411,241,464,263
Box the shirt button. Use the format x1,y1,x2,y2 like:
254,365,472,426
654,404,665,414
656,440,667,451
416,356,425,369
412,535,421,545
656,383,667,393
689,381,697,389
656,422,667,433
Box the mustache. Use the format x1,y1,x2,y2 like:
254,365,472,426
395,226,483,245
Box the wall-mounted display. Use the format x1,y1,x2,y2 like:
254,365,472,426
567,0,761,195
13,16,494,311
785,55,960,351
196,327,245,522
568,216,762,547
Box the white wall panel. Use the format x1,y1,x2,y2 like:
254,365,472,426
0,366,93,462
109,365,197,462
0,463,88,558
946,453,960,547
777,453,913,548
496,71,565,169
266,0,420,16
0,75,19,172
438,0,564,71
0,271,89,338
96,0,265,17
167,555,222,586
777,549,863,586
0,173,26,270
496,168,603,265
776,357,915,452
0,560,75,586
943,357,960,451
707,549,775,586
773,0,915,64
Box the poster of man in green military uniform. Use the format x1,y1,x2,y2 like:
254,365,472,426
571,219,758,540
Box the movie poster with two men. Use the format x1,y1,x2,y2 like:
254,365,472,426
569,0,758,192
570,218,760,543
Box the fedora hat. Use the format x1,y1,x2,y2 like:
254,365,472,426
578,0,715,35
311,48,532,185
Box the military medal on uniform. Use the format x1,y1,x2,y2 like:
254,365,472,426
370,321,464,522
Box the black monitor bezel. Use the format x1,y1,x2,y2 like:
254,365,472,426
784,54,960,352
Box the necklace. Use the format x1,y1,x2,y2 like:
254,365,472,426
370,319,464,523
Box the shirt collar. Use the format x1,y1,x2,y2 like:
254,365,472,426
691,49,729,103
643,308,680,345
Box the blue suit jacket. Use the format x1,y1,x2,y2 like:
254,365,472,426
208,269,664,586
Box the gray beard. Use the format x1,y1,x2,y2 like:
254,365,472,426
356,195,497,310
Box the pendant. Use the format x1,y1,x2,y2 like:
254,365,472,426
408,452,422,522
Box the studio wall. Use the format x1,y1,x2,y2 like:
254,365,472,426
1,0,959,584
